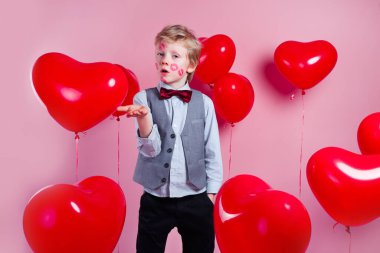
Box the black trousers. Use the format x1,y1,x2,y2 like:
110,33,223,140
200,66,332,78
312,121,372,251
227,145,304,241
136,191,215,253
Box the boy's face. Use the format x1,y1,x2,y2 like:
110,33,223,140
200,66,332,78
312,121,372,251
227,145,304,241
155,40,195,87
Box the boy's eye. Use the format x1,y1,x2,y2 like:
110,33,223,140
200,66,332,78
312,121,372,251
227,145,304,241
173,54,179,58
157,52,164,56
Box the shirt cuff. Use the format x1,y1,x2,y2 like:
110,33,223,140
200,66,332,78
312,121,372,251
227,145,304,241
206,181,222,194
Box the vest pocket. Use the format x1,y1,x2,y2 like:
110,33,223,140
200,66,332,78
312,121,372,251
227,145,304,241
191,118,204,124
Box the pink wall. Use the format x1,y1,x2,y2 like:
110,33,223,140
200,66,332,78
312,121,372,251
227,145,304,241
1,0,380,252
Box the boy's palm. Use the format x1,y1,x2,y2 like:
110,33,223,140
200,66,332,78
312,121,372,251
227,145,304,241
117,105,149,118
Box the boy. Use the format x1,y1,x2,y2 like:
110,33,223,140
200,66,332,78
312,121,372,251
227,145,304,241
118,24,223,253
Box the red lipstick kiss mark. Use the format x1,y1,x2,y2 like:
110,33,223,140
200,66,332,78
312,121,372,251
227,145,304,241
178,69,184,77
170,64,179,71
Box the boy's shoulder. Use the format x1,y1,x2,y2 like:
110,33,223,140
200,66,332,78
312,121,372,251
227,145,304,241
192,90,213,105
135,89,147,97
133,89,148,104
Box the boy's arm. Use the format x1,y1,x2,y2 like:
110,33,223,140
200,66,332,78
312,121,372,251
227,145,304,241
203,95,223,197
134,91,161,157
118,90,161,157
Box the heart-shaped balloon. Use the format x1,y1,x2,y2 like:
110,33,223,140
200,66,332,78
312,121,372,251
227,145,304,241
307,147,380,226
357,112,380,155
195,34,236,84
213,73,254,124
274,40,337,90
112,65,140,118
215,175,311,253
32,52,129,132
23,176,126,253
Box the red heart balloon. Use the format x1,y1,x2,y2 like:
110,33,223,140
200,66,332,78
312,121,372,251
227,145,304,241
274,40,337,90
213,73,254,124
23,176,126,253
215,175,311,253
198,37,208,43
307,147,380,226
195,34,236,84
32,52,129,132
112,65,140,118
357,112,380,155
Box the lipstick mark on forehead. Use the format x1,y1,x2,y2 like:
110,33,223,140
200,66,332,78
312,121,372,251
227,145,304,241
159,42,166,50
170,64,179,71
178,69,184,77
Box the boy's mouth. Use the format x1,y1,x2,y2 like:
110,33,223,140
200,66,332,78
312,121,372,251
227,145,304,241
161,69,169,73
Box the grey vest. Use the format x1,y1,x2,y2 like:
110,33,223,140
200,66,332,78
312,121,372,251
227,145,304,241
133,88,206,190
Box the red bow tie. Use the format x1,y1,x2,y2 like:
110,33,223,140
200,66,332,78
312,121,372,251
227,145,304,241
159,88,192,103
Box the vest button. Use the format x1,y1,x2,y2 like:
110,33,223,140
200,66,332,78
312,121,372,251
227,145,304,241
170,133,176,138
167,148,173,153
164,163,169,168
161,178,167,183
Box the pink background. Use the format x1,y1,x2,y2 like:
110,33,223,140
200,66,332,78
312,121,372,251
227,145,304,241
1,0,380,252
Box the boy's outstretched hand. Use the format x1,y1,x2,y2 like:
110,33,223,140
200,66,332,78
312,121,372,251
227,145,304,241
117,105,149,118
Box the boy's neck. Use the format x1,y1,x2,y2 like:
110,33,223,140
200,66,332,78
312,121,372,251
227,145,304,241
162,79,188,90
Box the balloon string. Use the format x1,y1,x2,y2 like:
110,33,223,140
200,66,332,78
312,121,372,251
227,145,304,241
75,133,80,181
346,226,352,253
228,123,235,179
117,117,121,185
332,223,352,253
117,117,121,253
298,90,305,197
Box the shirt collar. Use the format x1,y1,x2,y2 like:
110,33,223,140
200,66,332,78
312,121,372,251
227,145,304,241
157,81,191,91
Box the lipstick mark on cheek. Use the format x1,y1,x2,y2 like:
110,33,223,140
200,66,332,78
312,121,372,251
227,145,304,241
178,69,184,77
170,64,179,71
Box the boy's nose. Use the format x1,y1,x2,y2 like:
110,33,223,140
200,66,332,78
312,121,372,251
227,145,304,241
161,58,169,65
161,55,170,65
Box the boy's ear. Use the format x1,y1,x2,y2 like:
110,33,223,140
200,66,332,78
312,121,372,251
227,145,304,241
186,64,197,74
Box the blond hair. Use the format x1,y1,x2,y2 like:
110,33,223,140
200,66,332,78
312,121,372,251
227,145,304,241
155,25,201,82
